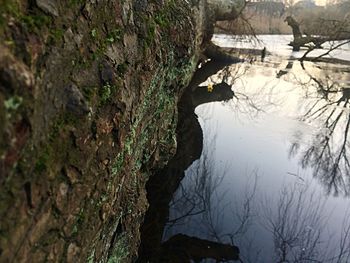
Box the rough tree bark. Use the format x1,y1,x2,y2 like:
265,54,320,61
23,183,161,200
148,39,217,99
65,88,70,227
0,1,200,262
0,0,244,262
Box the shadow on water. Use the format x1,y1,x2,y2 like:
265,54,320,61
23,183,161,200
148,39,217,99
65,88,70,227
137,60,240,262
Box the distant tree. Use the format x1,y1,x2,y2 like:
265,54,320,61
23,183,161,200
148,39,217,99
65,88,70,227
282,0,350,55
285,14,350,58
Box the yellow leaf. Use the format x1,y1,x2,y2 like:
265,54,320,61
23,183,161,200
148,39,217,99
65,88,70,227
207,83,213,92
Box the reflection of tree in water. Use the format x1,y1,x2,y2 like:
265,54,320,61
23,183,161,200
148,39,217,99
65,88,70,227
165,133,257,242
166,154,258,262
165,137,223,233
160,144,245,263
167,159,350,263
207,62,278,119
261,183,350,263
289,66,350,196
263,184,327,262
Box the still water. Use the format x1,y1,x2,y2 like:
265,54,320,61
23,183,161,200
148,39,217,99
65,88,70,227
138,35,350,262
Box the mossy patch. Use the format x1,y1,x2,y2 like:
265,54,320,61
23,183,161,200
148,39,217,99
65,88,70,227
0,1,52,35
111,49,196,177
107,235,129,263
106,28,124,44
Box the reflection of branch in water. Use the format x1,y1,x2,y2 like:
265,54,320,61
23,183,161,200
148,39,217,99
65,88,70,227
193,155,230,242
261,182,350,262
224,169,258,242
175,162,350,262
262,184,328,262
209,62,282,119
229,77,284,120
166,139,220,231
174,165,350,263
232,91,266,115
167,154,258,261
164,120,226,237
289,67,350,196
337,208,350,262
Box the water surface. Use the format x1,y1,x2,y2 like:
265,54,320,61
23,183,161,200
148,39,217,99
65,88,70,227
139,35,350,262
